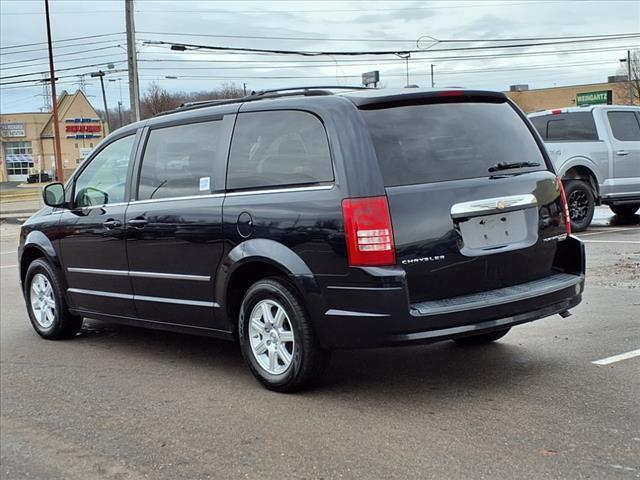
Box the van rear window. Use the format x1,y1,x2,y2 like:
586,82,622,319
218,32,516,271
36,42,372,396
360,102,545,187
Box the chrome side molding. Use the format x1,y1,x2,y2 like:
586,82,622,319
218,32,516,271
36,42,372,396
67,288,219,308
67,267,210,282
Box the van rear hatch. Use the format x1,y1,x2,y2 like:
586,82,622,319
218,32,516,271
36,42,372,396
358,93,569,303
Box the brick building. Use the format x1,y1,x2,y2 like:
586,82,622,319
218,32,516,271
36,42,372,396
505,78,636,113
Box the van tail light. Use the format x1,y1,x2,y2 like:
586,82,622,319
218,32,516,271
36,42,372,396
557,176,572,235
342,196,396,266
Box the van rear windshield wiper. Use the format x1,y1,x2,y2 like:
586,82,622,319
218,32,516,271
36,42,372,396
488,161,540,173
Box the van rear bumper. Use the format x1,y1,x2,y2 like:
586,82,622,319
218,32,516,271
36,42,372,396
317,271,583,349
314,235,585,349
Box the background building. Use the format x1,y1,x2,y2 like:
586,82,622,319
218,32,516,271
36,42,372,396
506,78,636,113
0,90,108,182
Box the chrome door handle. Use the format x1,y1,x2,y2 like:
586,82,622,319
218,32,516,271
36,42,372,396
102,219,121,229
127,218,148,228
616,150,629,156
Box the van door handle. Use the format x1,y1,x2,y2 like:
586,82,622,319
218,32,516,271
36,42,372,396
102,219,121,229
127,218,148,228
616,150,629,156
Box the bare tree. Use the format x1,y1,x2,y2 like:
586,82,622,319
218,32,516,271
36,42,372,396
616,49,640,105
140,82,184,118
129,82,249,121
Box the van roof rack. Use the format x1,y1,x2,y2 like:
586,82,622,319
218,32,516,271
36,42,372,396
160,85,371,116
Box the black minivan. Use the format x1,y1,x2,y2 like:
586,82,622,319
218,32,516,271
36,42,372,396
19,87,585,392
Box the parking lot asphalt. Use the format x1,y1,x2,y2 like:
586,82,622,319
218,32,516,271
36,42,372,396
1,207,638,480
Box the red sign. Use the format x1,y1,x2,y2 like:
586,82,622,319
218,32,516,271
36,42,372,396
65,124,101,133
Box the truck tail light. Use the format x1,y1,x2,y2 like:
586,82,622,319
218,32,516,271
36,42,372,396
342,196,396,266
557,176,572,235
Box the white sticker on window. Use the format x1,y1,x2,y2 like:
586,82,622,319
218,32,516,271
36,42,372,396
199,177,211,191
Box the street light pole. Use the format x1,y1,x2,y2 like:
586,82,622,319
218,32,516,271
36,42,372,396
430,64,435,88
91,71,110,131
44,0,64,183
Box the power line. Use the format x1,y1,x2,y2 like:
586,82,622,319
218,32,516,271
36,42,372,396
1,32,125,50
134,61,617,80
138,31,640,44
137,45,638,68
1,38,127,56
0,45,127,67
145,34,640,56
136,58,616,73
0,61,127,81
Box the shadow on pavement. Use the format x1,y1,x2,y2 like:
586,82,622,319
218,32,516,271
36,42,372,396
76,319,557,398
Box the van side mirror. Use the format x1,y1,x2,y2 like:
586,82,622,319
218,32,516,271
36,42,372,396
42,182,65,207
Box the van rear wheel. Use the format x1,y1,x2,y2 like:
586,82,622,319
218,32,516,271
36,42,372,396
453,328,511,346
610,204,639,216
238,277,330,392
564,180,595,232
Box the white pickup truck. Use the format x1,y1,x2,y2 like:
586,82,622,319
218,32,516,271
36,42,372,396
528,105,640,231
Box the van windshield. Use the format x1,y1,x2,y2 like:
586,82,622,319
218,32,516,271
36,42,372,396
360,101,546,187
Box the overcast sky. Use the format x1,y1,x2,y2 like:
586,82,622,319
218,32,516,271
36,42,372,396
1,0,639,114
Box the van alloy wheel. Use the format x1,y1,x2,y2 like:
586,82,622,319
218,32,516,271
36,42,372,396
30,273,56,329
248,299,296,375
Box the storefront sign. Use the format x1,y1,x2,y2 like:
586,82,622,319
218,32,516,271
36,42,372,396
64,117,102,139
576,90,612,106
65,124,101,133
1,123,26,137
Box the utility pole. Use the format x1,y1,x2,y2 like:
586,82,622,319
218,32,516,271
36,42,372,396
628,50,633,105
125,0,140,121
396,53,410,87
243,82,247,96
117,101,123,128
430,64,435,88
405,55,409,86
44,0,64,183
91,71,110,131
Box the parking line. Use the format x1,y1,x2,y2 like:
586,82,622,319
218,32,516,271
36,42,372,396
579,227,639,237
1,251,17,255
581,240,640,244
592,349,640,366
0,264,17,269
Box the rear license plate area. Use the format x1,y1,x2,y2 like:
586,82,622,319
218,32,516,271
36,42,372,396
458,210,528,250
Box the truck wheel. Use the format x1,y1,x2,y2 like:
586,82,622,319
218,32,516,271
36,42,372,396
610,204,639,216
564,180,595,232
453,328,511,346
238,277,330,393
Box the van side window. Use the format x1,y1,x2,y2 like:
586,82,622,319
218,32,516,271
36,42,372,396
531,112,598,141
227,110,333,190
74,135,135,207
138,121,222,200
608,111,640,141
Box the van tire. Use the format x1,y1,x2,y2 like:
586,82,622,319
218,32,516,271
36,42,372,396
24,258,83,340
238,277,330,393
564,180,595,232
453,328,511,346
610,204,639,216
